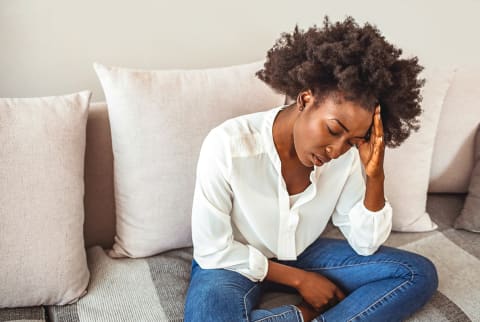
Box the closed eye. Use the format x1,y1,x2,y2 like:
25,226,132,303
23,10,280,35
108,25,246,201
327,126,354,147
327,126,340,136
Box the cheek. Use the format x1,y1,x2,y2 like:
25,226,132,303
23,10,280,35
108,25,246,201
297,128,325,153
305,125,328,149
293,117,327,155
293,122,310,158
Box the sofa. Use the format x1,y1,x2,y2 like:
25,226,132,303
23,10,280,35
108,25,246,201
1,60,479,322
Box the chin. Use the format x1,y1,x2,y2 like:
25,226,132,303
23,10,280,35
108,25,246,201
298,154,313,168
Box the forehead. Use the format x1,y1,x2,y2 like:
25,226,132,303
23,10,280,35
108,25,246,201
315,96,373,135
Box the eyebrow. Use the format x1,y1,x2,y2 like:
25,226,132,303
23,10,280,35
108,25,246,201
330,118,349,132
329,118,369,139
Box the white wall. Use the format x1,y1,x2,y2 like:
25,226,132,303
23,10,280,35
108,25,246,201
1,0,479,101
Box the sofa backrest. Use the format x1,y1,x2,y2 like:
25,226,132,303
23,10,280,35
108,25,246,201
83,66,480,249
84,102,116,249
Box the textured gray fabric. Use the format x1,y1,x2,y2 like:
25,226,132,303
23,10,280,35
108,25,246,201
421,291,471,322
0,306,46,322
145,248,193,321
47,246,183,321
48,304,79,322
43,194,478,322
443,228,480,260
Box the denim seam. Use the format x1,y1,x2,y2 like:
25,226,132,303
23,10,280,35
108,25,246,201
303,259,414,272
253,304,303,322
290,304,305,322
346,279,414,322
345,262,415,322
312,314,325,322
244,284,259,322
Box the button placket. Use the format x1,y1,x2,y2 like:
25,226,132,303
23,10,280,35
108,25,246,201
276,177,298,260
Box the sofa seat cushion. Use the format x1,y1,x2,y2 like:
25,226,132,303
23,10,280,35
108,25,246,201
47,245,193,322
47,194,477,322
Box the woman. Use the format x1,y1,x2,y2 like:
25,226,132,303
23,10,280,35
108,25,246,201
184,16,438,322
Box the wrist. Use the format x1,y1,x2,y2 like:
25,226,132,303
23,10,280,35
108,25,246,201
364,171,386,211
366,171,385,182
292,269,307,289
266,260,306,289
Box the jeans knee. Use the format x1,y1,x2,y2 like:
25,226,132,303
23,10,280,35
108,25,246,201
185,284,242,321
409,253,439,299
185,275,260,322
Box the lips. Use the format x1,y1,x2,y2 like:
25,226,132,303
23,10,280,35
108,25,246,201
312,154,324,166
312,153,331,166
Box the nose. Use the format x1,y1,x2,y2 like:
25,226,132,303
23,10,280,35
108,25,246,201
326,141,350,159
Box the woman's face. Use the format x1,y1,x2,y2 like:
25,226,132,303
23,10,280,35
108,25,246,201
293,92,374,167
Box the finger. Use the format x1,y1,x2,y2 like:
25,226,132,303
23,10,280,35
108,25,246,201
377,136,385,161
370,105,380,140
335,287,346,301
370,137,385,166
373,137,381,157
327,297,339,308
375,105,384,139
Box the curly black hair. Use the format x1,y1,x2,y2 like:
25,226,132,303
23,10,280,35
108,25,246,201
256,16,425,148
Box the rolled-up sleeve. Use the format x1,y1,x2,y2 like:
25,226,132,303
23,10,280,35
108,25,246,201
331,149,393,256
191,128,269,282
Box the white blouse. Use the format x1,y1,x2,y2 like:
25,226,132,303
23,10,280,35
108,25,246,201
191,105,393,282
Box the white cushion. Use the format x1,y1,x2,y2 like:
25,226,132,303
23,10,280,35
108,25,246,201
385,67,455,231
0,91,91,307
93,61,285,258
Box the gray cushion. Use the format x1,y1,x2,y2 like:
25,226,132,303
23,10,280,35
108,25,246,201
454,124,480,232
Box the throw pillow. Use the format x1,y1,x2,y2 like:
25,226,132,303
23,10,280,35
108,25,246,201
454,124,480,232
93,61,285,258
0,91,91,308
384,67,455,231
429,66,480,193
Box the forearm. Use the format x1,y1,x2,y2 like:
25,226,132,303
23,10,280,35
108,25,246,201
265,259,305,288
363,172,385,211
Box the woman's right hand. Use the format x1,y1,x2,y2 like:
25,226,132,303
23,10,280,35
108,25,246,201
296,270,346,311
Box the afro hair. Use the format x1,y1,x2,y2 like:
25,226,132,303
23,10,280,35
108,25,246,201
256,16,425,148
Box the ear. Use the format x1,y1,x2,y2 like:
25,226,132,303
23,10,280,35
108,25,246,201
297,89,314,110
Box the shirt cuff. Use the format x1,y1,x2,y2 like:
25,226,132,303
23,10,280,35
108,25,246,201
347,200,392,255
247,244,269,282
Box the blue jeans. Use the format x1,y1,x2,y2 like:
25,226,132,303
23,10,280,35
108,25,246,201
184,237,438,322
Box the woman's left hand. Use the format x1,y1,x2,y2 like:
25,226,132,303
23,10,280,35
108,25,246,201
357,105,385,179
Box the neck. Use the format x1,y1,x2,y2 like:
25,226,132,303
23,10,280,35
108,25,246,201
272,103,299,160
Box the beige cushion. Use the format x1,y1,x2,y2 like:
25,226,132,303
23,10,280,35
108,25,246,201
0,91,91,308
429,66,480,193
93,61,285,258
385,67,454,231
